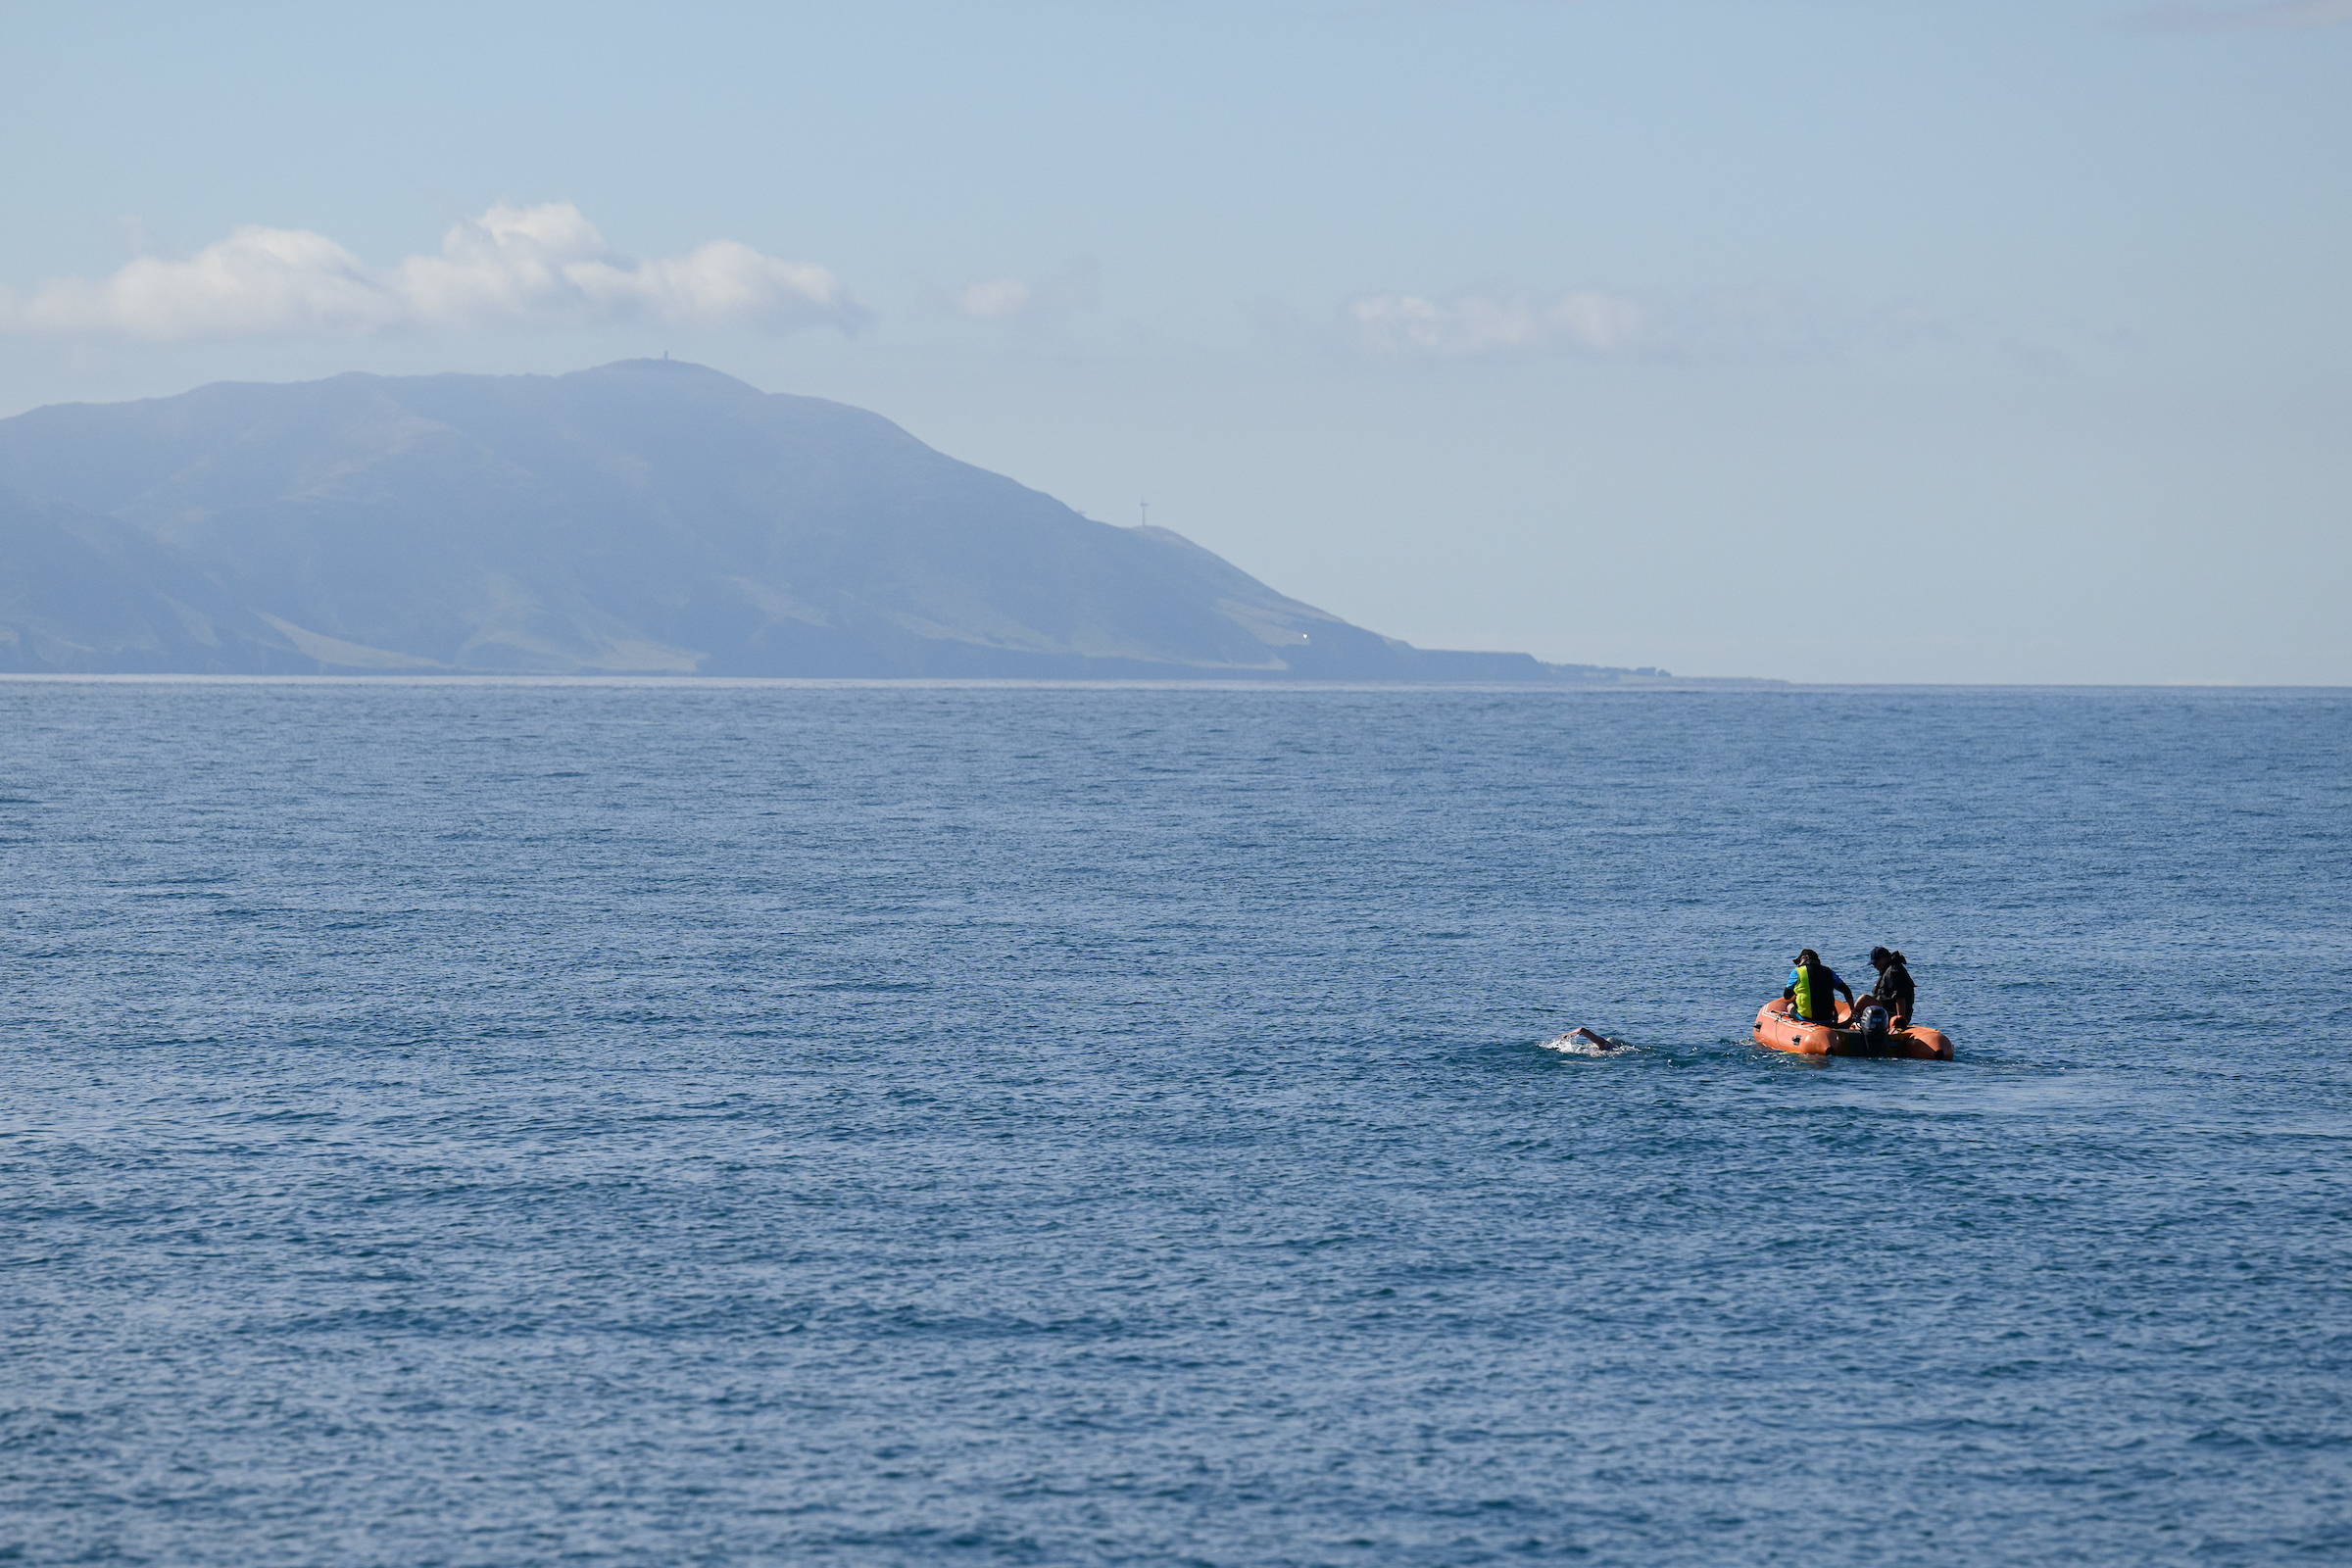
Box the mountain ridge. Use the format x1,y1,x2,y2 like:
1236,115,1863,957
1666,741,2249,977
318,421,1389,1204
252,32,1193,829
0,360,1682,681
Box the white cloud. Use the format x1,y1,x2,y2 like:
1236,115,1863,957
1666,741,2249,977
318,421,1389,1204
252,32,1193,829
952,262,1101,329
2133,0,2352,25
958,277,1034,320
7,226,399,339
0,203,861,341
1347,289,1644,357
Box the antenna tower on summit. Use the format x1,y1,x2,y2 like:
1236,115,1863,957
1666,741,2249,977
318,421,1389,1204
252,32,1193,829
1139,500,1150,529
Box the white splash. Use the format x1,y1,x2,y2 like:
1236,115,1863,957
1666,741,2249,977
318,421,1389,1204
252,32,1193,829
1539,1028,1632,1058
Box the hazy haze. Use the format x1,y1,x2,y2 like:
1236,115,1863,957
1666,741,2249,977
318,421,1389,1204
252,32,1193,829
5,0,2346,683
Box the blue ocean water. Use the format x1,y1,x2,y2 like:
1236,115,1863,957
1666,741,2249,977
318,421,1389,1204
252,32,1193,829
2,679,2347,1567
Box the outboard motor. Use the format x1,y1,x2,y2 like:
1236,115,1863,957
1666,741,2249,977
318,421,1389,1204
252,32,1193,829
1854,1000,1891,1050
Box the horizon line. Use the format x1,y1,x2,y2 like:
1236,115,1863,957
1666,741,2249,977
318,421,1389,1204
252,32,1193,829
0,674,2341,694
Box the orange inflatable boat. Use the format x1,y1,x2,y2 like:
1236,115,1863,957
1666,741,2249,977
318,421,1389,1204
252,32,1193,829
1752,997,1953,1060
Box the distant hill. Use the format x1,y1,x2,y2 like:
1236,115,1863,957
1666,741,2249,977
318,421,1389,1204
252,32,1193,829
0,360,1667,680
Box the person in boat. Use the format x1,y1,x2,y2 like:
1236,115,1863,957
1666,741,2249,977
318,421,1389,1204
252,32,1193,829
1867,947,1916,1024
1784,949,1854,1025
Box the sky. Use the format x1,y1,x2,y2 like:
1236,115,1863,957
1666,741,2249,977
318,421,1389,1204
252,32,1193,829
3,0,2347,683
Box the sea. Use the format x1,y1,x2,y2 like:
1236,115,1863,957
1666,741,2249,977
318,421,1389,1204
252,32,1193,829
2,679,2347,1567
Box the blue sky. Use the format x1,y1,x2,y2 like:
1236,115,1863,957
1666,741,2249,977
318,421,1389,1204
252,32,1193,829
4,0,2346,681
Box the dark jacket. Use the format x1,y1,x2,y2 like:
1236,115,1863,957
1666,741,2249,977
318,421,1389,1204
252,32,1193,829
1874,959,1916,1020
